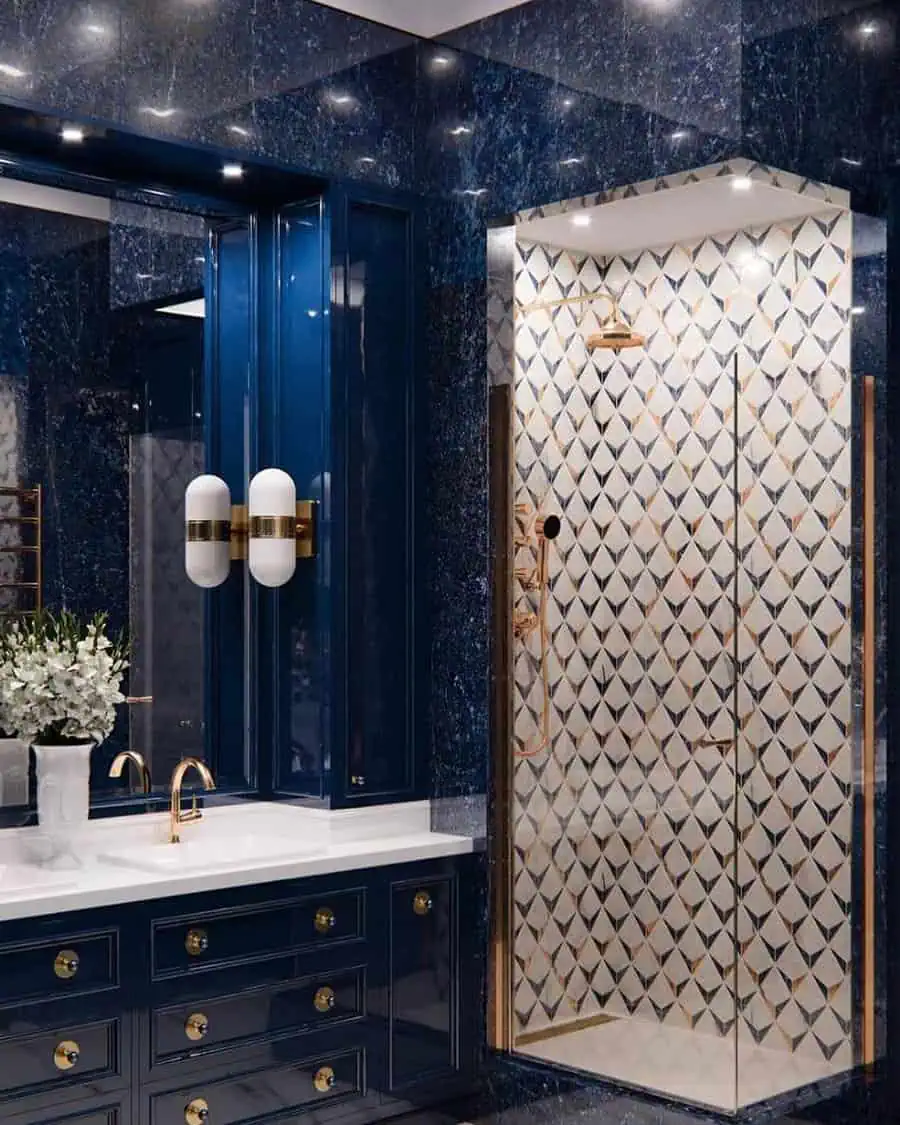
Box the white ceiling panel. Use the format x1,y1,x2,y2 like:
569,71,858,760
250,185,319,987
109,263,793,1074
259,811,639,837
311,0,535,37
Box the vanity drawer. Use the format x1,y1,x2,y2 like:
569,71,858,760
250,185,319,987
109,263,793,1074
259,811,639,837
0,930,118,1008
152,889,365,977
151,965,365,1065
0,1018,120,1101
148,1047,363,1125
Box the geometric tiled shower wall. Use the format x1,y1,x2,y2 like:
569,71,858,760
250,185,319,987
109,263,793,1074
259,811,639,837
512,206,854,1068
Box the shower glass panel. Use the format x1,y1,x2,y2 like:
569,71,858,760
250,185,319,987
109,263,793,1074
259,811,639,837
500,163,886,1115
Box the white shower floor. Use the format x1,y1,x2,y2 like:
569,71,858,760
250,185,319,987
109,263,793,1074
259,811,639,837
517,1018,848,1111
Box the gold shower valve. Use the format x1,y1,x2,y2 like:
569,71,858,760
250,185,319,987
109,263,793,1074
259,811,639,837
513,610,539,640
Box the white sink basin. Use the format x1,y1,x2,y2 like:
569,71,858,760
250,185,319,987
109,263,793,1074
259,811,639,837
97,832,314,873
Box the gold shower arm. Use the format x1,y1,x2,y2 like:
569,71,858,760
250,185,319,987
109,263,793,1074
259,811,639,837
517,290,616,316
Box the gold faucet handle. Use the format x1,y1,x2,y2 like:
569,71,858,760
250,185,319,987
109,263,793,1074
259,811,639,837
181,794,203,823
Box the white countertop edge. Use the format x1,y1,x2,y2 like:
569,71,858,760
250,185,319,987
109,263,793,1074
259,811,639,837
0,832,477,922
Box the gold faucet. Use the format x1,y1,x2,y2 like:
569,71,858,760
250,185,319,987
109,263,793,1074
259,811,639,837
108,750,152,794
169,758,216,844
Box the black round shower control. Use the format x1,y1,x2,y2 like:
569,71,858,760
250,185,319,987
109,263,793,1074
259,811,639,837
541,514,561,541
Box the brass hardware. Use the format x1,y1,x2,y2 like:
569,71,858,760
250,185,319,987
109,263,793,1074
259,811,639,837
313,1066,336,1093
513,610,539,640
185,1097,209,1125
54,949,80,980
186,520,231,543
0,484,42,616
514,567,540,591
185,928,209,956
125,695,154,704
413,891,433,916
169,758,216,843
516,289,644,352
185,1012,210,1041
314,907,335,935
351,775,366,787
692,739,734,750
108,750,152,795
314,986,336,1013
229,500,317,561
53,1040,80,1071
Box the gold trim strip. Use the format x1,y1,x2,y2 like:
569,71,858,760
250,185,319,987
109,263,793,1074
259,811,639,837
186,520,231,543
515,1011,617,1047
250,515,297,540
863,375,876,1064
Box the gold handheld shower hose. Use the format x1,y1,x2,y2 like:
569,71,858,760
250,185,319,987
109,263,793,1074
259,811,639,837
513,511,560,759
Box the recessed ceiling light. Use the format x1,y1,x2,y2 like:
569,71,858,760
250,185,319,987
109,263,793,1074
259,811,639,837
841,156,863,167
60,125,85,143
561,97,575,108
851,306,866,316
326,91,356,108
84,22,109,35
136,273,158,282
670,129,689,141
860,21,878,37
193,256,206,264
357,156,377,165
731,175,753,191
448,124,473,137
457,188,488,197
227,124,252,138
560,157,584,167
0,63,27,79
571,214,592,228
222,163,244,179
431,53,453,68
141,106,177,119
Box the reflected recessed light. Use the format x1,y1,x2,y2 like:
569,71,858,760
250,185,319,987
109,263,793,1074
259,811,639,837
670,129,689,141
560,157,584,167
326,91,356,108
193,256,205,264
61,125,85,143
841,156,863,167
222,163,244,179
561,97,575,108
448,124,473,137
194,411,202,419
136,273,157,282
227,124,252,138
84,22,109,35
457,188,488,197
731,175,753,191
141,106,177,119
0,63,27,79
851,306,866,316
571,214,592,228
860,21,878,37
431,53,454,68
357,156,377,165
307,310,319,318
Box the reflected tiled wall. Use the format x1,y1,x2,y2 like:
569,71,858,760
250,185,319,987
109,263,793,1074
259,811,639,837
512,203,853,1066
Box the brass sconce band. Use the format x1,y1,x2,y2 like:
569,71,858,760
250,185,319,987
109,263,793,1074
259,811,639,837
186,520,231,543
250,515,297,540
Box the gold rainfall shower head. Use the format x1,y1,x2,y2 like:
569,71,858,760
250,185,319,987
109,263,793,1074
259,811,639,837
587,304,645,352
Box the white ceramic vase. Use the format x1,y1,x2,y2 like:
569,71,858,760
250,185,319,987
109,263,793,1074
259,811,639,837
0,737,29,807
33,743,93,868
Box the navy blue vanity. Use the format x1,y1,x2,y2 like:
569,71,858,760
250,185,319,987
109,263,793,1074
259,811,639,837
0,853,479,1125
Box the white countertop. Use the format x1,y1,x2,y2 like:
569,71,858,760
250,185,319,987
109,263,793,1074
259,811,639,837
0,801,477,922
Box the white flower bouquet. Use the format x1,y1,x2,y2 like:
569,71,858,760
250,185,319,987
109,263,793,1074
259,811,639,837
0,611,129,747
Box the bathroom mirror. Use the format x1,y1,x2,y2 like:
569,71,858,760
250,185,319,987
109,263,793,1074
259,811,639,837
0,170,254,815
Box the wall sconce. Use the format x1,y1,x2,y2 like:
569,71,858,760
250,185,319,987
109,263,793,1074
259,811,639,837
184,470,317,589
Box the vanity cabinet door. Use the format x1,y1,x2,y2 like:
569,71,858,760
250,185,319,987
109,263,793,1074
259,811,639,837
388,875,456,1091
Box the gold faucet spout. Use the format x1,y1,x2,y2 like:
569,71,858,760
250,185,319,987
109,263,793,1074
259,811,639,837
108,750,152,795
169,758,216,844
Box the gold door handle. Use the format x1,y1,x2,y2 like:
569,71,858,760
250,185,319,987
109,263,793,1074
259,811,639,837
314,907,335,935
54,949,80,980
413,890,433,916
185,1013,210,1041
313,1066,336,1093
185,928,209,956
314,986,336,1013
54,1040,80,1071
185,1097,209,1125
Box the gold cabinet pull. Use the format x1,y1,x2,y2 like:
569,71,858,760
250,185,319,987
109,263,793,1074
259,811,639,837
314,986,336,1013
53,1040,80,1071
54,950,80,980
185,1012,210,1041
185,928,209,956
185,1097,210,1125
314,907,335,935
313,1065,336,1093
413,890,433,916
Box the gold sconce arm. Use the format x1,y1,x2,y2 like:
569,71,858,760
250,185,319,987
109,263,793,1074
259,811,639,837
227,500,317,560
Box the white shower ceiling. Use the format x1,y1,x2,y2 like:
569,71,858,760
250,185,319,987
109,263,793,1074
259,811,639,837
517,177,842,258
311,0,535,36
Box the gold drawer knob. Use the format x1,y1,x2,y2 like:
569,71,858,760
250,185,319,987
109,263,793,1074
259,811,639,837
54,950,80,980
54,1040,80,1071
185,928,209,956
313,1065,336,1093
314,907,335,935
413,890,433,916
185,1012,210,1041
185,1097,210,1125
314,986,336,1013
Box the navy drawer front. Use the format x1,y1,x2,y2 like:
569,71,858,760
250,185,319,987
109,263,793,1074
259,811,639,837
151,965,365,1065
3,1099,124,1125
152,889,365,978
0,931,118,1009
0,1018,121,1101
147,1047,363,1125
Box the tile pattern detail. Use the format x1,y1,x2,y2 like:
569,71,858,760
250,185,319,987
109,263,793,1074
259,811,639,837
511,210,853,1070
